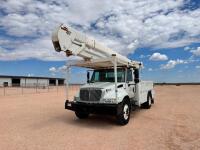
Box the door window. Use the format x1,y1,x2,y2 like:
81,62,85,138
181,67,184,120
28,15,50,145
127,69,133,81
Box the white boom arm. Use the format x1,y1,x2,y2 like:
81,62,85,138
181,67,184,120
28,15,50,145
52,24,141,68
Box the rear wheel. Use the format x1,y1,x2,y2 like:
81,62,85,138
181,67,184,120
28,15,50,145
116,98,131,125
142,92,152,109
75,111,89,119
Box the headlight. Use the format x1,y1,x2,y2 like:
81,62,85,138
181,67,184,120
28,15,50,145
103,98,116,103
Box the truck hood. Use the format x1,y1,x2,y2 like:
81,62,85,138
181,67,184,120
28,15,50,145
81,82,122,89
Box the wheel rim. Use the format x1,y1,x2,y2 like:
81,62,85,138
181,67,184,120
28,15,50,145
123,104,129,120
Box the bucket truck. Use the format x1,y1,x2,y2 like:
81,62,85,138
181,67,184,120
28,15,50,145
52,24,154,125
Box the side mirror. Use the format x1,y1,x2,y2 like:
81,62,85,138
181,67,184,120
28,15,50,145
134,78,140,83
87,71,90,83
134,69,140,83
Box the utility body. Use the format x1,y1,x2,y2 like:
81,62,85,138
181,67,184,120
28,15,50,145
52,24,155,125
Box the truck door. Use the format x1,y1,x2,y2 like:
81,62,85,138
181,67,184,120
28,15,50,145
126,68,135,98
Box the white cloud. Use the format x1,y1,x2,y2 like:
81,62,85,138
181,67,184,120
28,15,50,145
184,46,190,51
48,65,87,83
27,73,34,77
0,37,67,61
58,65,68,72
149,53,168,61
49,66,57,76
191,47,200,56
178,70,183,73
139,55,146,59
127,40,139,50
49,67,56,72
0,0,200,60
148,68,153,71
0,13,43,37
161,59,186,69
49,65,68,74
196,66,200,69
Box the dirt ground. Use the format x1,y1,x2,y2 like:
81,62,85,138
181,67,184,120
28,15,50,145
0,85,200,150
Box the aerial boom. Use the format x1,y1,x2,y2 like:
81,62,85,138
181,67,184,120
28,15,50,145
52,24,141,68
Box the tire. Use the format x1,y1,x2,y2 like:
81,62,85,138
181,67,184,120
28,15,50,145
142,92,152,109
75,111,89,119
151,98,154,104
116,98,131,125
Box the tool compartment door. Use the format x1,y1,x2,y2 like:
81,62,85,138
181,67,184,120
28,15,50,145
135,81,153,106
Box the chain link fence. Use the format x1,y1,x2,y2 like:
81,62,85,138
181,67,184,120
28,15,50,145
0,84,81,97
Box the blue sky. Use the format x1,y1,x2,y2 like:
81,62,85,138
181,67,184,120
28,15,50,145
0,0,200,83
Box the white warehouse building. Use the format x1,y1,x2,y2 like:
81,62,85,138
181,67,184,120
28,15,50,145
0,75,65,87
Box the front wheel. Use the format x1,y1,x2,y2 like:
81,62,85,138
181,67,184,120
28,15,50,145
75,111,89,119
116,99,131,125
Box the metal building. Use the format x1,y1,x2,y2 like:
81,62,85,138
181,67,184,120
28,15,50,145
0,75,65,87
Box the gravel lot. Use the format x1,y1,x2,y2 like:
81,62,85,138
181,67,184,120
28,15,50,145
0,85,200,150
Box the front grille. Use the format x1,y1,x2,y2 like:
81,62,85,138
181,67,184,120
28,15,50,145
80,89,89,101
80,89,102,101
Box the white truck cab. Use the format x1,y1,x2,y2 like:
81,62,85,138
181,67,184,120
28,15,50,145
52,24,155,125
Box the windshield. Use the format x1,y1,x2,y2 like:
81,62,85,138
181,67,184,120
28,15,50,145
90,69,125,82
